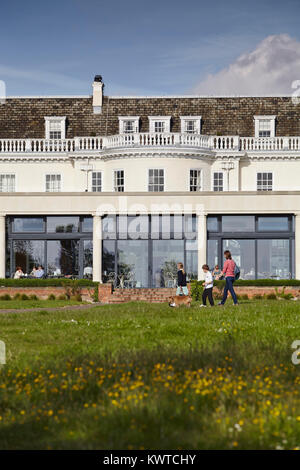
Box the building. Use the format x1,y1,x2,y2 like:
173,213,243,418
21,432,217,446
0,75,299,285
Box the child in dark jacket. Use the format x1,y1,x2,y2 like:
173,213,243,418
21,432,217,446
176,262,188,295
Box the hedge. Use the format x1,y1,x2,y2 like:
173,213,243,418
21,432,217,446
191,279,300,288
0,279,98,288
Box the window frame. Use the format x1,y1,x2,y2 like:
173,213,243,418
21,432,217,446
45,173,62,192
212,172,224,192
257,172,273,191
254,115,276,138
113,169,125,192
44,116,66,140
148,116,171,133
91,171,102,192
148,168,165,192
0,173,16,192
180,116,202,134
189,169,202,192
118,116,140,134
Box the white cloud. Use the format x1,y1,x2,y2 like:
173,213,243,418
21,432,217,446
192,34,300,95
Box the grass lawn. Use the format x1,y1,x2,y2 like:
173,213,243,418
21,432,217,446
0,299,86,310
0,299,300,450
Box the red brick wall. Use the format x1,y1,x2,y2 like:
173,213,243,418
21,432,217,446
0,286,94,300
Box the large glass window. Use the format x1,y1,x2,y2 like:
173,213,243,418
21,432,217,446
207,239,218,271
83,240,93,279
47,240,79,277
12,217,44,233
47,217,79,233
82,217,93,232
118,240,148,288
223,239,256,279
222,216,255,232
257,239,290,279
258,217,289,231
207,217,218,232
152,240,184,288
13,240,45,274
102,240,116,283
186,239,198,280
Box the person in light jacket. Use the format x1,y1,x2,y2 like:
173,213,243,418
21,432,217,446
216,250,238,306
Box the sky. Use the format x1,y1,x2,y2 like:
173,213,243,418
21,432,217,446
0,0,300,96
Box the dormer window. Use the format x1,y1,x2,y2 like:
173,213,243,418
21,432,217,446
254,115,276,138
45,117,66,140
119,117,139,134
180,116,202,134
148,116,171,133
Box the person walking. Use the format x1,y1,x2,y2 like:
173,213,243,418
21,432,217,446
200,264,214,307
217,250,238,306
176,262,188,296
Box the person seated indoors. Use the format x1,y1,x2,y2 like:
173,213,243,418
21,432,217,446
14,266,24,279
35,265,45,278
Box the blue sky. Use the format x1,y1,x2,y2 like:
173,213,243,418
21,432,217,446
0,0,300,95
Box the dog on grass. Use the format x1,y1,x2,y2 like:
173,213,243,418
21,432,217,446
169,295,192,308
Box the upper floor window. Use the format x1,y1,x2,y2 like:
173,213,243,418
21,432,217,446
0,174,15,192
149,116,171,133
118,117,139,134
257,172,273,191
45,117,66,139
148,169,164,192
190,169,202,191
180,116,202,134
114,170,124,192
213,172,223,192
46,174,61,192
92,172,102,192
254,115,276,138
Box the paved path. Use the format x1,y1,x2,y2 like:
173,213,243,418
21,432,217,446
0,302,104,314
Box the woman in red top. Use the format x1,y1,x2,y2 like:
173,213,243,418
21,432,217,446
217,250,238,305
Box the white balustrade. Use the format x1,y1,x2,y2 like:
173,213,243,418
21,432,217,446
0,133,300,154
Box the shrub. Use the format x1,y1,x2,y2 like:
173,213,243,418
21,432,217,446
29,294,38,300
13,293,21,300
0,278,98,287
48,294,56,301
266,293,277,300
190,281,204,301
241,294,249,300
58,294,67,301
74,293,82,302
0,294,11,301
20,294,29,300
253,294,263,300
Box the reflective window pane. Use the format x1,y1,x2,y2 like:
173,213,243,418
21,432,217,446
207,217,218,232
83,240,93,279
222,216,255,232
47,240,79,276
82,217,93,232
13,240,45,274
47,217,79,233
102,240,116,283
117,240,148,287
257,239,290,279
257,217,289,231
186,239,198,280
223,239,255,279
152,240,184,287
207,239,219,272
12,217,44,233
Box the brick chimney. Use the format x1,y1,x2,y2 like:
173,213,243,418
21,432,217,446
92,75,104,114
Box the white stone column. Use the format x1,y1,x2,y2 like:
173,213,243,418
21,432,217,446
295,213,300,279
93,215,102,282
197,212,207,281
0,215,5,279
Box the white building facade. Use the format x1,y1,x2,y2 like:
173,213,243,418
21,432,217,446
0,76,299,285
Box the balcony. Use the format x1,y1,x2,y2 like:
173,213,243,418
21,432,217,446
0,133,299,155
